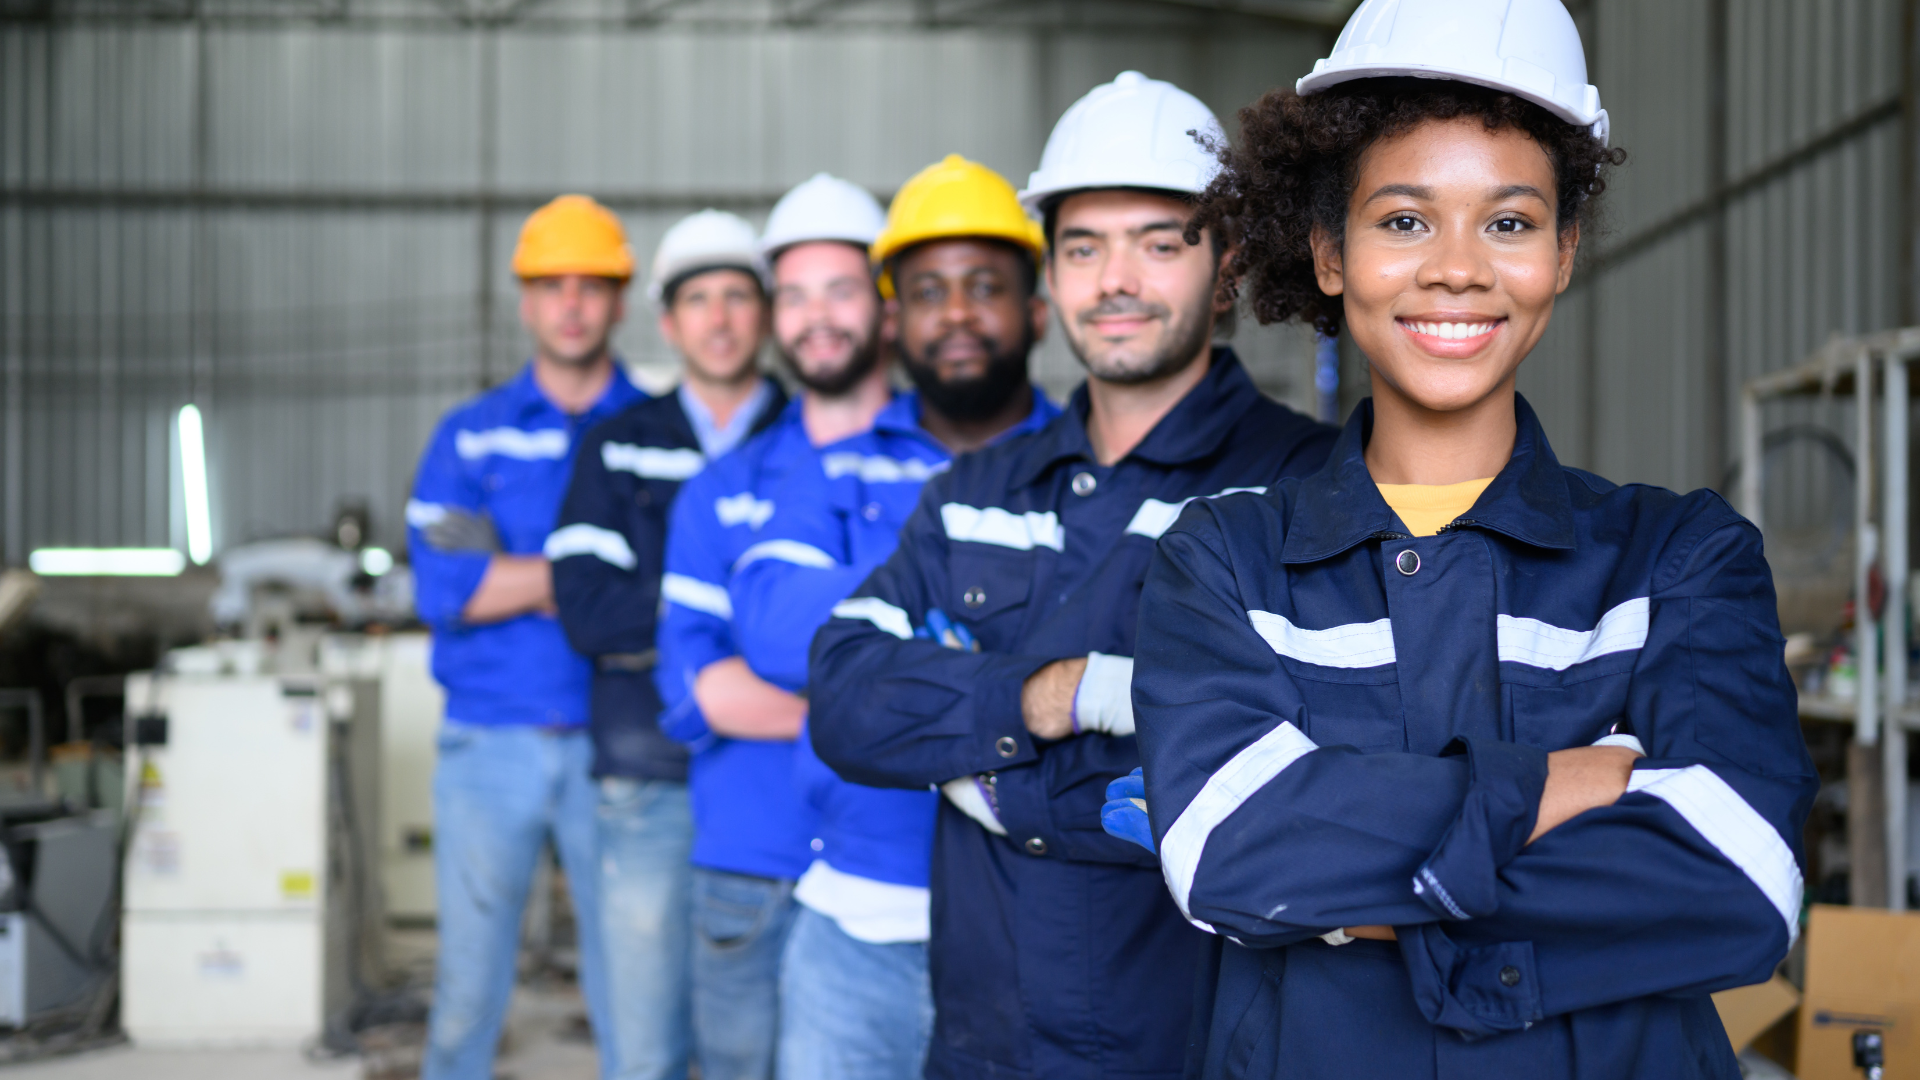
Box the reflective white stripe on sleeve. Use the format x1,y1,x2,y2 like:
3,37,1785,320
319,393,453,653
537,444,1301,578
543,523,638,570
830,596,914,640
405,499,449,527
735,539,838,571
940,504,1063,552
1124,488,1267,540
1246,611,1397,669
1626,766,1803,943
661,573,732,620
604,442,705,481
1161,721,1320,931
716,492,776,530
455,426,569,461
1072,652,1135,736
1497,597,1649,670
940,777,1008,836
822,453,946,483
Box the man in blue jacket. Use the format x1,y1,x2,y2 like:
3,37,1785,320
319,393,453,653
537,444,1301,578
747,161,1062,1080
547,208,786,1080
806,76,1338,1080
407,195,642,1080
650,174,897,1080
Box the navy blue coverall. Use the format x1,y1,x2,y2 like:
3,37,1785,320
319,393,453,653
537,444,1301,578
1129,397,1818,1080
808,349,1337,1080
547,380,787,780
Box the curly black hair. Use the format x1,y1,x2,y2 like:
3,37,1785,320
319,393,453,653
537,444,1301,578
1187,78,1626,338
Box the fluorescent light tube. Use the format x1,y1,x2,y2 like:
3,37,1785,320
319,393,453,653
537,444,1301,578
178,404,213,565
29,548,187,576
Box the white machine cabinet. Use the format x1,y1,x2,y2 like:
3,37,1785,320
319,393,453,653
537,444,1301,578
121,670,377,1047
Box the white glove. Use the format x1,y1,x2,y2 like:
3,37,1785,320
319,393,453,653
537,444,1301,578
939,776,1007,836
1072,652,1135,736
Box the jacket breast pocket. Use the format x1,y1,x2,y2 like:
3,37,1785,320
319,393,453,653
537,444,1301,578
948,549,1033,647
1281,658,1405,752
1502,654,1635,751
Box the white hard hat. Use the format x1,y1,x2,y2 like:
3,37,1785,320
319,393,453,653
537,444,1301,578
759,173,886,261
1298,0,1609,145
647,209,766,305
1018,71,1227,213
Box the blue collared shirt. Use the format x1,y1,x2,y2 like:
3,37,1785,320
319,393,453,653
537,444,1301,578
679,379,776,459
407,361,644,727
656,386,1058,881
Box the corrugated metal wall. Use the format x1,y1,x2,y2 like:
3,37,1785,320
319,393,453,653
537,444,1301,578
2,0,1913,562
0,14,1326,558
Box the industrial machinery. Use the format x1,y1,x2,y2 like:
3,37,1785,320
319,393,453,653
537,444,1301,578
121,657,382,1047
0,801,116,1030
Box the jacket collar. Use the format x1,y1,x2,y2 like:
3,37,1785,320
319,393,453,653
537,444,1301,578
1279,392,1576,564
506,359,642,424
1010,346,1260,488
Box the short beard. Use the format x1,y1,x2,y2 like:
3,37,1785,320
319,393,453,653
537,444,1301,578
1065,276,1217,386
900,326,1034,423
777,326,883,397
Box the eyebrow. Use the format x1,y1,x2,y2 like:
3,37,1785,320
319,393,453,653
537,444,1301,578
1362,182,1551,204
1058,219,1187,241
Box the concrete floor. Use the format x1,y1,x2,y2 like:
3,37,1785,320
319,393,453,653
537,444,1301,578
0,926,601,1080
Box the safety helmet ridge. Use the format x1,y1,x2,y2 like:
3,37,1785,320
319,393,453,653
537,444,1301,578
760,173,887,262
512,195,635,281
1298,0,1609,145
647,209,767,306
871,155,1044,300
1018,71,1227,212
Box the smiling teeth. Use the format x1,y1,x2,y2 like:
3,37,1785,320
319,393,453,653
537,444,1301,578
1408,321,1498,340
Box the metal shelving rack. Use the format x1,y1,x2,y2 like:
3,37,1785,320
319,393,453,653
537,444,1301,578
1741,326,1920,911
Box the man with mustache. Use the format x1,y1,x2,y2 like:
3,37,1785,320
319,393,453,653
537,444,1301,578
653,166,1056,1080
806,75,1338,1080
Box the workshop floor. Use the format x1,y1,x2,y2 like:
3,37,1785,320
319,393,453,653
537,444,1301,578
0,927,601,1080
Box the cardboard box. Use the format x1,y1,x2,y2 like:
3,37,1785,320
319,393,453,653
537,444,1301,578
1715,975,1800,1052
1797,904,1920,1080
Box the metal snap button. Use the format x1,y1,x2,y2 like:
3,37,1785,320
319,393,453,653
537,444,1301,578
1395,549,1420,576
1499,965,1521,987
1072,472,1097,496
995,736,1018,758
1025,837,1048,855
862,502,881,521
963,586,986,609
810,838,824,852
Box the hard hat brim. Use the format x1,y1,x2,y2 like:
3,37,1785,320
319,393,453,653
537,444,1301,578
1296,65,1608,145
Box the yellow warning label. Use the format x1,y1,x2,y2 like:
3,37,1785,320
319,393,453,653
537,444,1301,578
280,870,315,900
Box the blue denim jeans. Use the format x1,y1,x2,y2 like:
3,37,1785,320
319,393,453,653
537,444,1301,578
424,723,613,1080
597,777,694,1080
690,868,797,1080
775,906,932,1080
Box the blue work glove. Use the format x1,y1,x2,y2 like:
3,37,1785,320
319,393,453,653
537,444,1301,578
1102,768,1154,853
914,608,977,651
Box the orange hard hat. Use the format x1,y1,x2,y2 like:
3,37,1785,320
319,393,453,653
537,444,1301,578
512,195,635,281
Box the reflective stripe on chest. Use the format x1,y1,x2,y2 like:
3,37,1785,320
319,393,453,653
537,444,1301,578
1247,596,1651,671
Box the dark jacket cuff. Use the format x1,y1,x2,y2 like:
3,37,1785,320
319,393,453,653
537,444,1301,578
1412,736,1548,921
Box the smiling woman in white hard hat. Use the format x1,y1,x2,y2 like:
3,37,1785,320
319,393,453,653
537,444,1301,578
1105,1,1818,1078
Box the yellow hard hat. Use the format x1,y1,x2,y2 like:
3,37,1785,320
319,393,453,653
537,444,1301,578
512,195,635,281
872,155,1046,299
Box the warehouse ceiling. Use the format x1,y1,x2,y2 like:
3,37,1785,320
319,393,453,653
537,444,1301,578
0,0,1360,30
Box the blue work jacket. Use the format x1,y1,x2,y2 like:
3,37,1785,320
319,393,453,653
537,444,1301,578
808,349,1337,1080
548,379,788,781
407,362,643,727
1130,396,1818,1080
657,389,1057,881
